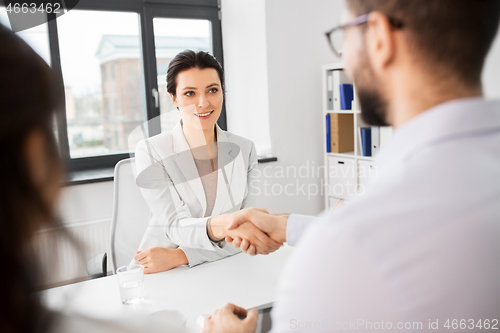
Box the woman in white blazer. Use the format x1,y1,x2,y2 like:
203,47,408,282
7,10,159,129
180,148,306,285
133,50,281,273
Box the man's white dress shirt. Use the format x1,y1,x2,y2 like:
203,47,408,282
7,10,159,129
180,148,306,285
273,98,500,332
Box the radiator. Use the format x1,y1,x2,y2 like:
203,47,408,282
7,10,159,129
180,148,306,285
33,219,112,288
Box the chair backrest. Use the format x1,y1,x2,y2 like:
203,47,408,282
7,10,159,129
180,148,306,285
110,158,150,272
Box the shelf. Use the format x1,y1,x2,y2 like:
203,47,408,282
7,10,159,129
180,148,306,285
328,194,350,199
327,151,355,158
322,62,344,71
326,152,375,161
324,109,361,114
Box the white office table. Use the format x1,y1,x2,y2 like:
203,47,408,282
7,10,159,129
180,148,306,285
41,245,294,332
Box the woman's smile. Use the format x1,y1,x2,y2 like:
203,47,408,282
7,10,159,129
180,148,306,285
195,110,214,119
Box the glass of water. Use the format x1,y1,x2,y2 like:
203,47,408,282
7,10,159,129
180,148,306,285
116,264,144,305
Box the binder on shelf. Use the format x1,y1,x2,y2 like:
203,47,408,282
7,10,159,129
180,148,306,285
329,113,354,153
332,71,350,110
339,84,353,110
358,127,363,156
379,126,393,150
351,84,359,110
359,127,372,156
326,114,331,153
327,71,334,110
371,126,380,156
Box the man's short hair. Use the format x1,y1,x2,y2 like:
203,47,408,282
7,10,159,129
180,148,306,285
347,0,500,86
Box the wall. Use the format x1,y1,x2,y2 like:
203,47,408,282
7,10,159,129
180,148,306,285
57,182,114,225
483,26,500,99
50,181,115,284
222,0,345,215
221,0,272,157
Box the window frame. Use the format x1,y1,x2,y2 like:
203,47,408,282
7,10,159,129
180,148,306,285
46,0,225,172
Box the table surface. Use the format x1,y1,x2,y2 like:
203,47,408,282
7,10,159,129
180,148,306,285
41,245,294,332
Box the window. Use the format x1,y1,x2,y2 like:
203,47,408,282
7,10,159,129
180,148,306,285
152,18,213,132
57,10,148,158
111,62,116,81
0,7,51,65
0,0,223,173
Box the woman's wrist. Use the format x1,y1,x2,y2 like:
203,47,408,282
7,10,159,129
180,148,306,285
175,248,189,266
207,215,228,241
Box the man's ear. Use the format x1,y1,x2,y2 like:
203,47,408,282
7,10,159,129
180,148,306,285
364,11,397,73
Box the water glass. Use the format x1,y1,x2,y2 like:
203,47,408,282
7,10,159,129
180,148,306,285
116,264,144,305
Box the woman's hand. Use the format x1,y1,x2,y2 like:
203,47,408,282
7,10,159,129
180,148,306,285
208,208,270,241
224,209,288,255
134,247,188,274
226,221,282,256
203,303,258,333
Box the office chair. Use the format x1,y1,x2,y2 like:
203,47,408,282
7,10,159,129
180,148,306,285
86,157,151,278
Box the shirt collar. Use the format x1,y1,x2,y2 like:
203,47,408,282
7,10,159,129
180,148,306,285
376,97,500,169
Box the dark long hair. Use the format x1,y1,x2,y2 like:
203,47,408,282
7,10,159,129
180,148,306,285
0,24,65,333
166,50,225,96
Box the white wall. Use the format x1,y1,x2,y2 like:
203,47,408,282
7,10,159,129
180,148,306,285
221,0,272,157
57,182,114,225
483,26,500,99
222,0,345,215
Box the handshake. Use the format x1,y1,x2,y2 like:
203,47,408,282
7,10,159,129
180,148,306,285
208,208,289,256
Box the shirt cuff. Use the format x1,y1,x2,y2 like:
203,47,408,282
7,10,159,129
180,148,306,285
180,247,204,268
286,214,319,247
206,217,226,249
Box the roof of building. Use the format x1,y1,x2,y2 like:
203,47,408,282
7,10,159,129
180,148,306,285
95,35,210,63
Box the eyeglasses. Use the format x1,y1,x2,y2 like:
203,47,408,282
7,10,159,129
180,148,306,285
325,13,404,58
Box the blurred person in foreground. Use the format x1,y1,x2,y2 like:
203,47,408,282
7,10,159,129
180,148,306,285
0,23,183,333
206,0,500,332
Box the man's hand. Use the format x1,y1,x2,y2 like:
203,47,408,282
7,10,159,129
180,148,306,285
226,221,282,256
208,208,282,255
203,303,258,333
225,209,288,253
134,247,188,274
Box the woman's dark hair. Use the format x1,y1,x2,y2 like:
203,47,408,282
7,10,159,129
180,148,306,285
166,50,225,96
0,23,65,333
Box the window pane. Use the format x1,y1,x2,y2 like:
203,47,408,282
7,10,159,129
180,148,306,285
152,18,212,132
0,7,51,65
57,10,147,158
0,7,57,148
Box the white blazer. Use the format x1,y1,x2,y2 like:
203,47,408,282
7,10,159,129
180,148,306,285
134,120,258,267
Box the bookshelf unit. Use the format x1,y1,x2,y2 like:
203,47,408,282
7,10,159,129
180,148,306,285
322,63,392,210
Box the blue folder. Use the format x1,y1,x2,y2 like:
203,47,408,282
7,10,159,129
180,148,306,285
360,127,372,156
326,114,331,153
340,84,353,110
